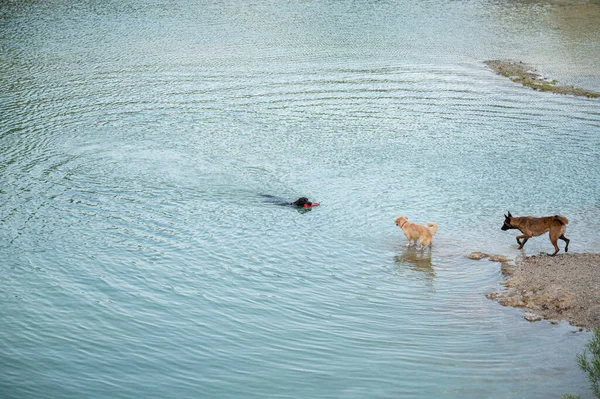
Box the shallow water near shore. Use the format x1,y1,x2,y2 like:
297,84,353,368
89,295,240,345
2,0,600,398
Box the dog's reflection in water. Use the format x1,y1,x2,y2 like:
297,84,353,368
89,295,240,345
394,247,435,279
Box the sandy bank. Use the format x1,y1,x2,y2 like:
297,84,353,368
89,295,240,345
487,253,600,328
485,60,599,98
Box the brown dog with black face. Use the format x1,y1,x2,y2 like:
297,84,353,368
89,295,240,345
501,211,570,256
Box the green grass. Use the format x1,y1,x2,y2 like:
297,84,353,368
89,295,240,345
564,328,600,398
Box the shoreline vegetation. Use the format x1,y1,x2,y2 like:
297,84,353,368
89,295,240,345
484,60,600,98
479,253,600,328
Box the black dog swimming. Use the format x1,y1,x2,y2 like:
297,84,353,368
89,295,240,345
261,195,319,208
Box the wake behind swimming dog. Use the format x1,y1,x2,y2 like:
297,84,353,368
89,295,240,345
395,216,438,250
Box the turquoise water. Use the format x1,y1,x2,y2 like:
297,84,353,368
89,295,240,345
2,0,600,397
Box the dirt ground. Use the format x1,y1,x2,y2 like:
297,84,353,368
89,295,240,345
487,253,600,328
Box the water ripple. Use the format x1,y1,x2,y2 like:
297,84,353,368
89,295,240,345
2,0,599,398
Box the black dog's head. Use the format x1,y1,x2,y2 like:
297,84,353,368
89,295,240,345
501,211,514,231
292,197,312,207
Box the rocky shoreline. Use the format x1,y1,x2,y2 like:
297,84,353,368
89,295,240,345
484,60,599,98
481,253,600,328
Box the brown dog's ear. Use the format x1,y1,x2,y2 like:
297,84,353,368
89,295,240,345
507,211,512,218
504,214,507,218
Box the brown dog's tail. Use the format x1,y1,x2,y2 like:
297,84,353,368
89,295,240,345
554,215,569,225
427,222,438,236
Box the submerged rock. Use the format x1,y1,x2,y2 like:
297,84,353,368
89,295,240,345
466,252,513,263
495,283,575,313
466,252,489,260
486,292,500,300
524,312,542,322
489,255,513,263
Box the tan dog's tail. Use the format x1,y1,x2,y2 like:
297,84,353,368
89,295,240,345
554,215,568,225
427,222,438,236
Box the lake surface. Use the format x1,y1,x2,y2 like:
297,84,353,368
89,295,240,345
2,0,600,397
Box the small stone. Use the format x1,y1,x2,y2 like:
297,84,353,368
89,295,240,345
556,292,575,311
502,277,521,288
500,263,515,276
489,255,513,263
524,312,542,322
499,296,525,307
486,292,500,300
467,252,489,260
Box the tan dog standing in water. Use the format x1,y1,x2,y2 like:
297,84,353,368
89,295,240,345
501,211,570,256
395,216,438,250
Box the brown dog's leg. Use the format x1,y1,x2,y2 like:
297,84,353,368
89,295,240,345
559,234,570,253
549,229,561,256
550,238,560,256
550,229,566,256
516,235,529,249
